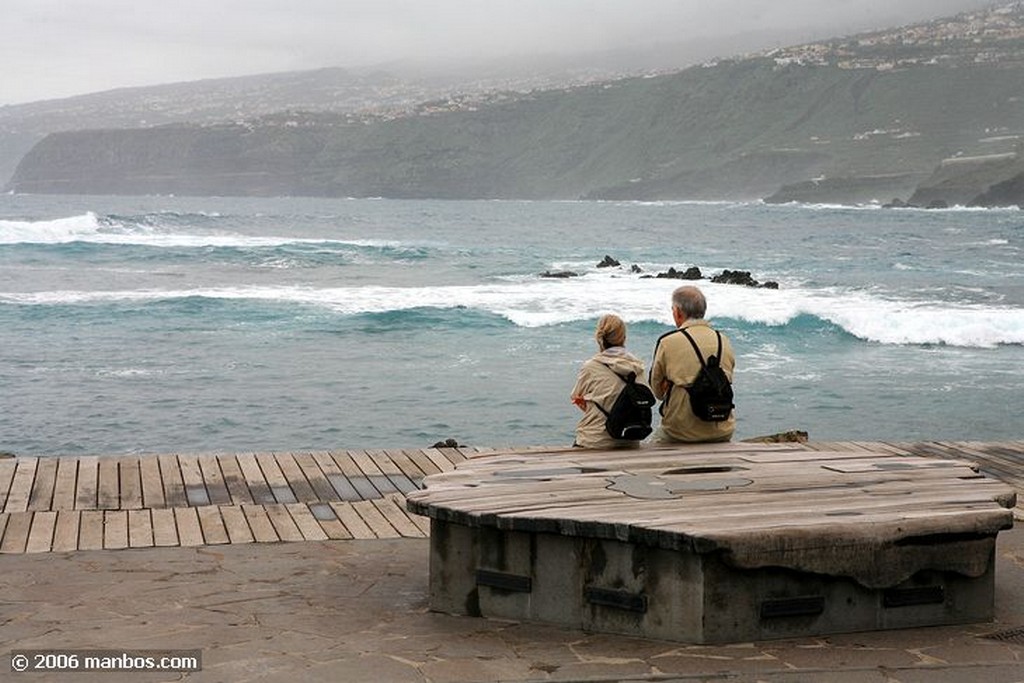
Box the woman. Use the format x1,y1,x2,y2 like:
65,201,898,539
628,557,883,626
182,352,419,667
571,313,651,449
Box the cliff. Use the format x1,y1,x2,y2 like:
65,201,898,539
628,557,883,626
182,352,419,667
10,59,1024,204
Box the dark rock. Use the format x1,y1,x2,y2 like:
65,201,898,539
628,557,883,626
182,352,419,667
742,430,809,443
760,281,780,289
882,198,917,209
432,438,462,449
926,199,949,209
711,269,759,287
597,255,620,268
655,266,702,280
764,174,924,206
540,270,579,278
630,264,643,273
970,170,1024,208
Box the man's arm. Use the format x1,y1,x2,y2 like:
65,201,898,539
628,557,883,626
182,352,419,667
650,342,669,400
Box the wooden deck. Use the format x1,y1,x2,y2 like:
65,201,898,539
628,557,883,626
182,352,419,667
0,441,1021,554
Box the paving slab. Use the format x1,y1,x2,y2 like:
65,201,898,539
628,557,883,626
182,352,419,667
1,528,1022,682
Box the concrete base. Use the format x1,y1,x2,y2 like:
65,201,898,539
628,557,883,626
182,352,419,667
429,519,997,644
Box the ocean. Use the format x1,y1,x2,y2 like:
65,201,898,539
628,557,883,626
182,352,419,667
1,193,1022,457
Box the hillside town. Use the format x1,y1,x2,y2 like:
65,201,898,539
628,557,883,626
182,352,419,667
764,1,1024,70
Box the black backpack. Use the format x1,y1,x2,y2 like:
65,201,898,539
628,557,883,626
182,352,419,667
593,364,656,440
679,328,734,422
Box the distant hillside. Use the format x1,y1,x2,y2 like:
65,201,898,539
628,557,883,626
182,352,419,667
0,38,748,188
8,2,1024,205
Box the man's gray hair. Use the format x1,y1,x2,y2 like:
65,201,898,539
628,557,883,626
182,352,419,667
672,285,707,319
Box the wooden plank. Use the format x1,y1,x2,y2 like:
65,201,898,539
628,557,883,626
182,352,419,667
78,510,105,550
404,504,431,535
119,457,144,510
0,459,17,511
367,449,419,495
220,505,255,544
292,452,341,502
420,448,458,475
151,508,179,547
216,455,255,505
174,507,204,547
241,504,280,543
236,453,275,504
352,500,400,538
75,456,99,510
904,442,1022,484
386,449,428,486
942,442,1024,480
196,505,229,545
307,503,352,540
311,451,361,502
51,457,78,511
255,453,298,504
434,447,468,467
178,453,211,506
372,496,426,537
403,448,444,477
263,503,304,542
27,457,58,511
139,456,165,509
97,458,120,510
26,510,56,553
5,458,38,513
52,510,81,552
348,450,399,495
329,451,382,500
329,502,375,540
489,483,1012,537
275,453,317,502
158,454,189,508
1,512,32,553
285,503,329,541
198,454,232,505
103,510,129,549
128,509,154,548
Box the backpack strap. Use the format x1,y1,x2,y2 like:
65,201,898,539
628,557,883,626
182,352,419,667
590,362,635,418
678,327,722,370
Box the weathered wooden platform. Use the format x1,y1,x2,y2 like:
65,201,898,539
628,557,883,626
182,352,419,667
407,442,1019,643
0,441,1022,555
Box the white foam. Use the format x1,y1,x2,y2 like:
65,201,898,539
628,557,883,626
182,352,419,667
3,272,1022,348
0,212,105,244
0,213,419,250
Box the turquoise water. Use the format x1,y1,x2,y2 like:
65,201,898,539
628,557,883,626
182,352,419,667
1,194,1022,455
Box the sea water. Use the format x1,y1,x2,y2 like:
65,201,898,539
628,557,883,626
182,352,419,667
1,194,1022,456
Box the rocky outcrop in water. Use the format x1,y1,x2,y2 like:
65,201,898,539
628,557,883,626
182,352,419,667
711,269,779,289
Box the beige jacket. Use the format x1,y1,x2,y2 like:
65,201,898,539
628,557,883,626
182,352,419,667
649,319,735,443
572,347,649,449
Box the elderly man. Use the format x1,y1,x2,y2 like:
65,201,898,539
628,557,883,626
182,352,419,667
650,285,736,443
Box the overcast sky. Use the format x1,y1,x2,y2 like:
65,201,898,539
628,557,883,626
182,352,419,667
1,0,996,106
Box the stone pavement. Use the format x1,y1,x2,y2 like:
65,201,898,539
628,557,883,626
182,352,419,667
2,527,1023,682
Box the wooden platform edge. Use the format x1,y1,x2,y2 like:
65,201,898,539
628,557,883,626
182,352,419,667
0,440,1020,553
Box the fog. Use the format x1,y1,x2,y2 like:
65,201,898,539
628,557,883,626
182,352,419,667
1,0,995,105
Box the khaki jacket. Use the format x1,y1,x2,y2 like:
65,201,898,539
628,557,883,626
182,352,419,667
649,319,735,443
572,347,649,449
